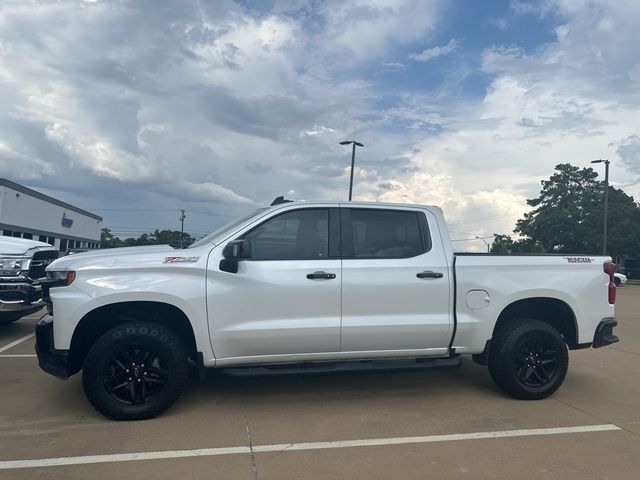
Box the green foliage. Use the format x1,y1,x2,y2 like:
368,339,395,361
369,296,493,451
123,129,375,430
100,228,195,249
490,234,545,254
493,163,640,256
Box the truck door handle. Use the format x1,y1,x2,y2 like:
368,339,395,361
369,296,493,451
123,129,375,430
306,271,336,280
417,271,443,279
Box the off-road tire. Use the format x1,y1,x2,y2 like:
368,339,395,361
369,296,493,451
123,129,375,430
488,318,568,400
82,322,189,420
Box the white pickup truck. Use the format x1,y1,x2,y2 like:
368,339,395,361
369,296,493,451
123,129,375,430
36,200,619,420
1,237,58,324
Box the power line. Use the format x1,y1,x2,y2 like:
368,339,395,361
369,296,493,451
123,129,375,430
90,208,177,212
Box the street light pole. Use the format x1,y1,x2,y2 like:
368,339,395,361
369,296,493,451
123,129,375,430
591,159,610,255
179,209,186,249
340,140,364,201
475,236,492,252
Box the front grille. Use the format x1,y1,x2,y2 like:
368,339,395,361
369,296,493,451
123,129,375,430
28,250,58,280
0,291,25,302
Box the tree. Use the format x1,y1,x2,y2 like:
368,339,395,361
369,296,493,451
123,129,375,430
507,163,640,256
100,228,195,249
100,228,125,248
490,234,545,253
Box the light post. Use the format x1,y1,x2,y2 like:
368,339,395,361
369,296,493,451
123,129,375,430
339,140,364,201
475,236,492,252
591,159,610,255
179,209,186,249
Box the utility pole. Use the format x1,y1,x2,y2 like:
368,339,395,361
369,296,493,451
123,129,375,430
339,140,364,201
179,209,186,249
591,159,610,255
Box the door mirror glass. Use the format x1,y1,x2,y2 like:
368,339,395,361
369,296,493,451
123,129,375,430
223,240,252,259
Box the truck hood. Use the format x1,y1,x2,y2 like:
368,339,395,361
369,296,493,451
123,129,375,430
0,237,54,255
48,244,176,271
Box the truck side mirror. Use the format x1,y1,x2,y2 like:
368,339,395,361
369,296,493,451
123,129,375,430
220,240,251,273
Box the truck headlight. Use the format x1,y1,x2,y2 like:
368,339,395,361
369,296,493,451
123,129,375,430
46,270,76,286
0,257,31,272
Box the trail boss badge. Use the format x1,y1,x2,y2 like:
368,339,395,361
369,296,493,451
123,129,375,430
163,256,200,264
564,257,593,263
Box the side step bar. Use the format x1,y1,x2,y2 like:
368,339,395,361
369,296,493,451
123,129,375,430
221,357,461,378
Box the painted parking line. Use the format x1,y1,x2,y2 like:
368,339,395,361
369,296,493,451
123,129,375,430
0,333,34,354
0,424,621,470
0,354,37,358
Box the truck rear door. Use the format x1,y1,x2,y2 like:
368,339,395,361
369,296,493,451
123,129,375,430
340,206,453,353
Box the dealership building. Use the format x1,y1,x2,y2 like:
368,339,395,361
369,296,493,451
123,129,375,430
0,178,102,252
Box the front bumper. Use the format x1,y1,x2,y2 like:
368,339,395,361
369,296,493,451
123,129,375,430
593,317,619,348
0,276,44,318
35,314,71,379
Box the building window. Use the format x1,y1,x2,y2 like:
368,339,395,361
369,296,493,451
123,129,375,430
48,237,55,246
23,233,33,239
39,235,47,242
3,230,12,236
60,239,68,252
12,231,21,238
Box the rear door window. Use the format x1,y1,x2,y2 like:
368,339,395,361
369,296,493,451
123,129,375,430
344,209,429,258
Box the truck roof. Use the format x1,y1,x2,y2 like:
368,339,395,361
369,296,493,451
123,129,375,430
269,199,440,210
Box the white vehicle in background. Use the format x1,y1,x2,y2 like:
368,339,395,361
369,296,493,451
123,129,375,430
36,199,619,420
0,237,58,324
614,273,627,287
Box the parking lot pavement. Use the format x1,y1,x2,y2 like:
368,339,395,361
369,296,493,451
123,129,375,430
1,288,639,479
0,313,39,355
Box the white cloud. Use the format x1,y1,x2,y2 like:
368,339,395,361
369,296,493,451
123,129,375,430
381,62,407,72
410,39,459,62
0,0,639,243
314,0,444,64
373,0,640,242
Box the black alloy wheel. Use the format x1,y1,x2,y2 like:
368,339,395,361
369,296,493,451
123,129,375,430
488,318,568,400
82,322,189,420
514,337,560,388
103,345,169,405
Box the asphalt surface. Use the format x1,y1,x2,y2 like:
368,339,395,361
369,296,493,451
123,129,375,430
0,287,639,479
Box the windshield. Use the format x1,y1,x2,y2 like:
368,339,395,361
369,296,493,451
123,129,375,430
188,208,270,249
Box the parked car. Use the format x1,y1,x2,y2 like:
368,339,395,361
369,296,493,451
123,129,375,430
36,200,619,420
614,273,627,287
0,237,58,324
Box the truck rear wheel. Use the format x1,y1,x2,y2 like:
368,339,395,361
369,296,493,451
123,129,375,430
488,319,568,400
82,322,189,420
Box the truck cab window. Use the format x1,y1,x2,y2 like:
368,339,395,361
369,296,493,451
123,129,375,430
243,209,329,260
349,209,427,258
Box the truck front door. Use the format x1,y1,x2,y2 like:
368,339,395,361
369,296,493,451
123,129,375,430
207,207,342,359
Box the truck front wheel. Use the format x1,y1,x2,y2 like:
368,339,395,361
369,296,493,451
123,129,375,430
488,319,568,400
82,322,189,420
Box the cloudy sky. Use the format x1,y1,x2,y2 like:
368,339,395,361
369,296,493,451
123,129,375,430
1,0,639,250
